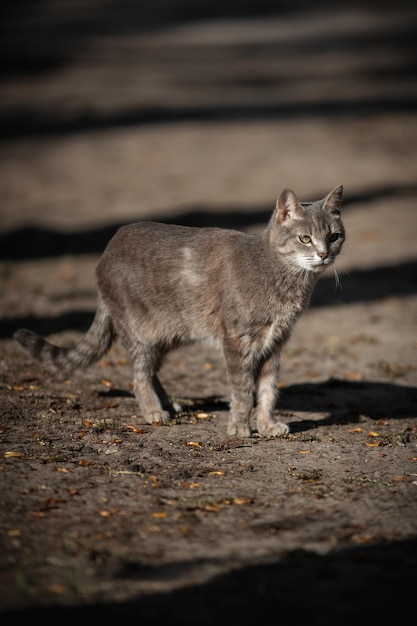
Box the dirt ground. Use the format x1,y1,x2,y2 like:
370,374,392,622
1,2,417,623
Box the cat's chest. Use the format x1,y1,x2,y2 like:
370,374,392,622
250,303,304,355
247,319,288,357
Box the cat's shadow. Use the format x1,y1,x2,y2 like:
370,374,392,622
99,377,417,433
278,377,417,433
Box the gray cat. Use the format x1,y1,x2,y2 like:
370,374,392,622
14,185,345,437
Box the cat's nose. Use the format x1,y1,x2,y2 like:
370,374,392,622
318,251,328,260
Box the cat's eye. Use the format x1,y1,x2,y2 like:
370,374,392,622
299,235,311,244
328,233,340,243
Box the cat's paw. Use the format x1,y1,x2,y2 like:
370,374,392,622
258,421,289,437
227,422,252,438
145,410,171,425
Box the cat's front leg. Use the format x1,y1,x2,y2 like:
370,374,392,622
224,342,254,437
255,354,289,437
227,387,254,437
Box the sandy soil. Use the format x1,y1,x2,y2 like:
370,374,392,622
1,2,417,623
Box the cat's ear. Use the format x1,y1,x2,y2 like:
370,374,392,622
275,188,304,223
323,185,343,214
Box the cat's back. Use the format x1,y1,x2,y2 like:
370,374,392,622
108,221,192,251
118,221,195,243
100,221,246,263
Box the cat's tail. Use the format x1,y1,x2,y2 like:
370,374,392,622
13,301,115,374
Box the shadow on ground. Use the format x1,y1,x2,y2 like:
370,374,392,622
2,536,416,623
280,378,417,427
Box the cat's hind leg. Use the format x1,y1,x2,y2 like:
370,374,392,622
255,354,289,437
131,347,171,425
152,374,182,414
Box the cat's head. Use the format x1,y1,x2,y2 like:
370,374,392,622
270,185,345,274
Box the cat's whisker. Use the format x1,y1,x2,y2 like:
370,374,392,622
333,266,342,291
336,263,351,279
290,265,310,284
334,262,352,289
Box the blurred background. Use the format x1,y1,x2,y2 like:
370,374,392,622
0,0,416,313
1,1,416,225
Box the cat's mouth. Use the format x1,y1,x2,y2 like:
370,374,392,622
312,258,332,272
296,256,332,273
